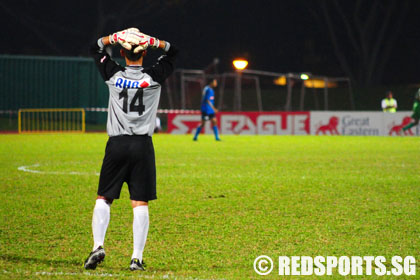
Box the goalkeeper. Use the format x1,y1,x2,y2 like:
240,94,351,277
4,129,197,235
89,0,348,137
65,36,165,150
402,89,420,133
83,28,178,271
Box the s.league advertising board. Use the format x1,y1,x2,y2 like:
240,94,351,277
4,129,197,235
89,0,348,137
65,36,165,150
167,112,310,135
167,111,418,136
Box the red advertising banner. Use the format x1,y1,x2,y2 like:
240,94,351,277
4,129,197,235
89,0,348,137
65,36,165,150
167,112,310,135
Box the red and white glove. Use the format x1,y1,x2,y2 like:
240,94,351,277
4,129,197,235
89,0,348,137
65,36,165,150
142,33,160,48
132,33,160,53
132,33,150,53
109,28,143,50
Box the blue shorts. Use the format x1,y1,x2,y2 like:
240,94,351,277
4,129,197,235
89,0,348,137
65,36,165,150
201,112,215,121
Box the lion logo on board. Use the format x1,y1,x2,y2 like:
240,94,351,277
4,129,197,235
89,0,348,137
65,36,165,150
315,116,340,135
388,116,412,136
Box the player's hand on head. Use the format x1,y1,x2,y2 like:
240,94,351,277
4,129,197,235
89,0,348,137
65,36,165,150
132,32,161,53
109,28,144,51
140,33,160,48
109,28,162,53
126,27,140,33
132,32,150,53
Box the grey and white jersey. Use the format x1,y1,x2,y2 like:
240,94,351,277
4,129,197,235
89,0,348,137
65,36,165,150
90,40,178,136
106,68,161,136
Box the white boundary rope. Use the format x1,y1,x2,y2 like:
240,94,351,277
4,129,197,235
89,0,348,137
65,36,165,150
0,109,200,114
18,164,99,176
0,110,17,114
84,108,200,114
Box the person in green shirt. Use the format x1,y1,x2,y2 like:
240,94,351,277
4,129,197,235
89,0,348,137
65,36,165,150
402,89,420,132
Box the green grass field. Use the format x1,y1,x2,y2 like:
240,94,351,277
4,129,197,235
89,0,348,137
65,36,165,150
0,134,419,279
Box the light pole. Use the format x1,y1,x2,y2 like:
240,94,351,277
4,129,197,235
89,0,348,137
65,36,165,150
299,73,310,111
232,59,248,111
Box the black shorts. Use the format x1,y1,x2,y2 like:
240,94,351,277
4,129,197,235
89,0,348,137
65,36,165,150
97,135,156,201
201,112,215,121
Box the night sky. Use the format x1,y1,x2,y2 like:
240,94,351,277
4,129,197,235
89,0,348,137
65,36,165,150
1,0,419,86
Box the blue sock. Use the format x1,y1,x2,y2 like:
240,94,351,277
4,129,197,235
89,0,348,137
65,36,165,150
213,126,220,140
194,126,202,139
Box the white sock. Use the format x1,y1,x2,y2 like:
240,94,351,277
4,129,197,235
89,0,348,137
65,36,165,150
92,199,110,251
132,206,149,260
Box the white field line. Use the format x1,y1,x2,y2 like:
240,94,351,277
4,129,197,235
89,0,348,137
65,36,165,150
18,164,100,176
1,269,225,280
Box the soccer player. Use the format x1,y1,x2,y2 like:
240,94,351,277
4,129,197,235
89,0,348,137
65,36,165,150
83,28,178,271
193,79,221,141
402,89,420,133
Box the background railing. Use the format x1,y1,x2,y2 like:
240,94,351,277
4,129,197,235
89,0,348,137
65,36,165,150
1,55,418,132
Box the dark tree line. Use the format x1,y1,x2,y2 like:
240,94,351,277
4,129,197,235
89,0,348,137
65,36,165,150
0,0,188,55
0,0,417,86
311,0,411,86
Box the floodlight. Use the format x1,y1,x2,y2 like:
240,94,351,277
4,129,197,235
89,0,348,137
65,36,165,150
300,73,309,80
233,59,248,70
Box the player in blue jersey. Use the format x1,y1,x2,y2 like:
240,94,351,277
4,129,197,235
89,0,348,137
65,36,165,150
193,79,221,141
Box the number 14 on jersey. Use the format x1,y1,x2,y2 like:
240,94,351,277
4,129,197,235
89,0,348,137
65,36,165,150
119,88,145,116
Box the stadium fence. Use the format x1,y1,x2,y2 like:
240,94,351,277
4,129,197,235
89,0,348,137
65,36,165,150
1,55,418,133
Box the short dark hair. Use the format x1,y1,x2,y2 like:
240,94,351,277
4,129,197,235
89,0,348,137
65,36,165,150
124,46,144,61
207,78,218,85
